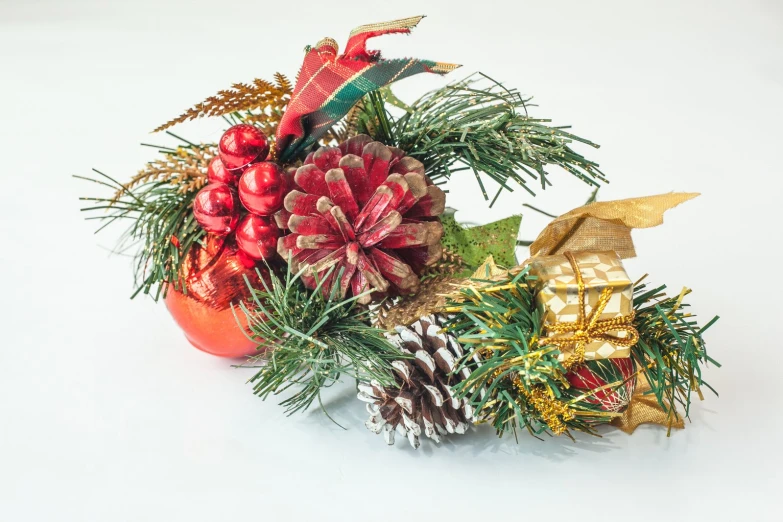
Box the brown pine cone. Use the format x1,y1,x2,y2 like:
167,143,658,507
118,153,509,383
357,315,473,448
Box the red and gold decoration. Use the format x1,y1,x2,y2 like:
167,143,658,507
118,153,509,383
238,162,286,215
81,16,719,451
192,125,285,262
566,358,636,413
440,193,715,439
236,214,279,260
164,235,270,358
207,157,239,185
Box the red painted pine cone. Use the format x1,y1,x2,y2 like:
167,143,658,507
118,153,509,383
276,135,445,304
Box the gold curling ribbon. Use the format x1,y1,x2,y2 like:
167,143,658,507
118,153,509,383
545,252,639,368
612,373,685,434
530,192,699,259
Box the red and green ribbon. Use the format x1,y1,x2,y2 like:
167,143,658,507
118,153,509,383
276,16,458,162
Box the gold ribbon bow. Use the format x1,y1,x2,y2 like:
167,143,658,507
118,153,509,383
530,192,699,259
544,252,639,367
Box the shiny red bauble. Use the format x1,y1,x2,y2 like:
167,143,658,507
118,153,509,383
238,162,286,215
207,157,239,185
218,124,269,171
566,358,636,413
164,235,270,358
236,214,280,260
193,183,239,235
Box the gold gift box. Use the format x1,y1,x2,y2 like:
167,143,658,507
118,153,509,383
529,251,634,361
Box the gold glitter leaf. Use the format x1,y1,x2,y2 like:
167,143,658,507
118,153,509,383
111,144,216,205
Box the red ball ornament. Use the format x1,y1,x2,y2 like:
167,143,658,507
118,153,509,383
236,214,279,260
164,235,271,358
566,358,636,413
193,183,239,235
218,124,269,171
207,157,239,185
238,162,287,215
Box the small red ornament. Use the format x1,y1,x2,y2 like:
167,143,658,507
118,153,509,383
207,157,239,185
164,235,270,358
193,183,239,235
238,162,287,215
566,358,636,413
219,124,270,171
236,214,280,260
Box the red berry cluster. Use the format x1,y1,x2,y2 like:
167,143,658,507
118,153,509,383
192,124,287,264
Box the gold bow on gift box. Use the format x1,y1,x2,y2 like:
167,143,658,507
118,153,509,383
533,251,640,368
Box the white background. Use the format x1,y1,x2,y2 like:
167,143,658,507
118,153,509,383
1,1,781,520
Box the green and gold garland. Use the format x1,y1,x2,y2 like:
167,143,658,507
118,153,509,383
79,15,719,450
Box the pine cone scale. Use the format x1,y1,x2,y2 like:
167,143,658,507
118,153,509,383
357,211,402,247
337,154,372,205
324,168,360,219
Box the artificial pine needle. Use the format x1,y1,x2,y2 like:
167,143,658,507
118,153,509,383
353,73,604,207
237,265,403,417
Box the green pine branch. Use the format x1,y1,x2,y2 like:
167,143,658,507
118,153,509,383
76,137,213,299
631,282,720,419
355,73,606,207
445,268,606,439
236,264,404,417
445,271,720,441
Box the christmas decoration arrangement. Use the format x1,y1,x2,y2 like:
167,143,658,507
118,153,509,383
80,16,720,448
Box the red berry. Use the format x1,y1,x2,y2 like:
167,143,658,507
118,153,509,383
207,157,239,185
238,162,287,215
236,214,279,260
193,183,239,235
236,249,259,268
218,124,269,170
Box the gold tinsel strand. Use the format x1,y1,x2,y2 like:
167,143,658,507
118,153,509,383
516,380,575,436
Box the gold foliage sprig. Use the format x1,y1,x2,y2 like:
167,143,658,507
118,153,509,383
153,73,293,134
111,143,216,205
78,137,216,300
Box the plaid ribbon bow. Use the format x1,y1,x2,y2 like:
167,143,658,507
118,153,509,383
275,16,459,162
